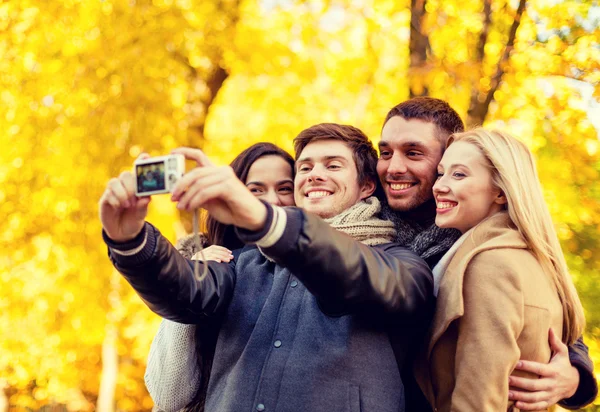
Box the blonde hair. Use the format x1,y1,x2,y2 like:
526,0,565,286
448,128,585,344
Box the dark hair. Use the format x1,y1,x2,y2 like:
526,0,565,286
205,142,295,249
383,97,465,145
293,123,378,187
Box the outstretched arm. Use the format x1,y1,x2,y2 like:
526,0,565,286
104,223,237,323
239,204,434,319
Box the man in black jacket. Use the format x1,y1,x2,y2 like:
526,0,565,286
100,123,434,412
377,96,597,410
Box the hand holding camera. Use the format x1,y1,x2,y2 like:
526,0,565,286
99,148,268,244
98,154,152,243
171,147,267,231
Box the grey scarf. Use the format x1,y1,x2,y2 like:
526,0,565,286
380,200,461,261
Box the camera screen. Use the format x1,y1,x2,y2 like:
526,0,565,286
136,161,166,193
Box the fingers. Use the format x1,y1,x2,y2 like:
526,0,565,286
508,380,555,411
180,184,228,212
175,172,229,210
171,166,227,200
99,171,142,210
512,360,555,377
548,328,567,354
133,195,152,211
192,246,234,262
508,375,553,392
513,400,550,411
100,188,120,208
172,147,215,167
104,172,135,207
172,166,238,210
205,245,233,255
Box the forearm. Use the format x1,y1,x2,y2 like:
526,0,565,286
559,336,598,409
104,222,235,323
239,205,433,316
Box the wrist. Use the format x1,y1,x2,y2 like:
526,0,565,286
103,225,147,248
244,200,268,231
105,229,142,243
565,365,580,399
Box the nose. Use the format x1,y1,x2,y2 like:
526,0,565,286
432,175,449,195
263,190,281,206
387,153,408,175
307,164,327,183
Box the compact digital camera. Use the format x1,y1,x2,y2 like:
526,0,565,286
134,154,185,196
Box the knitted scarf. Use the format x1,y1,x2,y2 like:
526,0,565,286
380,199,461,261
324,196,396,246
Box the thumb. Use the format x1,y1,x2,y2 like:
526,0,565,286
549,328,567,355
133,195,151,211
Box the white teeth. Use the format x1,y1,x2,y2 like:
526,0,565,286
390,183,413,190
307,191,331,198
437,202,457,209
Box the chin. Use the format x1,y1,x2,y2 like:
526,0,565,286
387,199,415,212
435,217,451,229
304,206,328,218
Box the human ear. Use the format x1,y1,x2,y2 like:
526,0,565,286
359,178,376,200
495,191,508,205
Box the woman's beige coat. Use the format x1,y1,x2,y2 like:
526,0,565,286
416,212,563,412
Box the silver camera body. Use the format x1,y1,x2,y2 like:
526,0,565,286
134,154,185,196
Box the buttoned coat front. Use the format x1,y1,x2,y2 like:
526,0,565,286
415,212,564,412
107,205,435,412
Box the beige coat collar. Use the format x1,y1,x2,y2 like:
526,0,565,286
426,211,528,359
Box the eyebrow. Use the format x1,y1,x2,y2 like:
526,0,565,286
378,140,429,150
296,155,348,163
246,179,294,186
438,163,471,171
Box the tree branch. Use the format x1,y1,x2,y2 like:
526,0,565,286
409,0,430,98
475,0,493,62
467,0,527,126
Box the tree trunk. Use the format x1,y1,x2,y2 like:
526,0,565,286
409,0,430,98
0,379,8,412
96,327,118,412
467,0,493,126
96,271,121,412
467,0,527,126
194,65,229,145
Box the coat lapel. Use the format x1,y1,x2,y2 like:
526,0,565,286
426,212,528,360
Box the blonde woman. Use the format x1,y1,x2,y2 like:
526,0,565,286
416,129,586,411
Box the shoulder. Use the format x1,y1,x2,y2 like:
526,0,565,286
468,245,537,271
463,248,531,291
374,243,431,272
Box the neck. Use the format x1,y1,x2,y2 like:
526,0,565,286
400,198,437,227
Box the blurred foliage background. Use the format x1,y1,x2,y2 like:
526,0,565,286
0,0,599,410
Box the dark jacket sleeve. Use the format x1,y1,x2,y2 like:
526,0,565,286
103,223,236,324
238,206,434,319
559,336,598,409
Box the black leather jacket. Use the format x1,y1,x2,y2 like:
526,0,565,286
105,205,435,412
